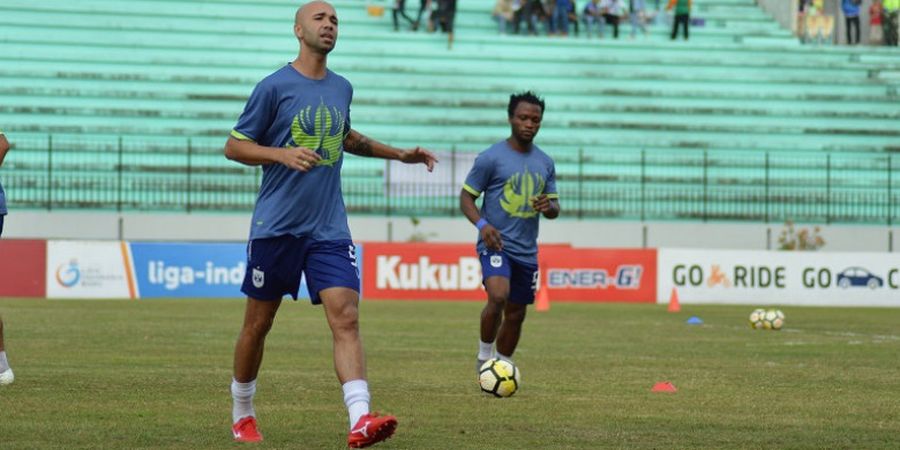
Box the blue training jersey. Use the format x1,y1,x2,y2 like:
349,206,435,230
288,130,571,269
231,65,353,241
463,139,559,264
0,129,6,215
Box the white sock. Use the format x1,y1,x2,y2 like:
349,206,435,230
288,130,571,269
342,379,371,429
477,341,494,361
0,351,8,372
497,351,513,363
231,378,257,424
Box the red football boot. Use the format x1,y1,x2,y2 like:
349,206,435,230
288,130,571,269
347,412,398,448
232,416,263,443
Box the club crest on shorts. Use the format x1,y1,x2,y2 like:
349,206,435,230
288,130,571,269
252,267,265,288
490,255,503,268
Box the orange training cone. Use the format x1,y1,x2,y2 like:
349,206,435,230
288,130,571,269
535,264,550,312
667,287,681,313
651,381,677,393
535,285,550,312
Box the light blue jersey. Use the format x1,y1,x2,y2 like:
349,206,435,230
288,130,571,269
463,140,559,264
231,65,353,241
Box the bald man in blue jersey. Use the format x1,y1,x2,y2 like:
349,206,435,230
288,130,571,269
224,2,437,447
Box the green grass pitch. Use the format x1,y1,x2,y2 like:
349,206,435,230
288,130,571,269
0,299,898,449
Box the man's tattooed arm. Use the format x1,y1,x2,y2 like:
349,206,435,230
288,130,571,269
342,129,437,171
343,129,375,157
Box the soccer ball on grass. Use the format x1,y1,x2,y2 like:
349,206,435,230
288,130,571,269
478,358,520,397
749,309,784,330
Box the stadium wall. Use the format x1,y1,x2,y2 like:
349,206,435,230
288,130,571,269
3,211,897,252
757,0,798,33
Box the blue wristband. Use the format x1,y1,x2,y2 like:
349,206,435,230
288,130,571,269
475,218,488,231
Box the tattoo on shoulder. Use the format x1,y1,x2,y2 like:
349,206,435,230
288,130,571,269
346,134,373,156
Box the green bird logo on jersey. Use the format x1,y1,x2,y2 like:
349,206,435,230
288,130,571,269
500,167,545,218
289,98,347,167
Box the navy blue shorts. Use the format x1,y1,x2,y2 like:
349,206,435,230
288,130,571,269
0,214,4,237
479,250,539,305
241,236,359,304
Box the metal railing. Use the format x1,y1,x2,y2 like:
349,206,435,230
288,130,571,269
2,135,897,225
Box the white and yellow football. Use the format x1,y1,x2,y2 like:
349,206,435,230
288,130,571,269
748,308,766,329
762,309,785,330
478,358,519,398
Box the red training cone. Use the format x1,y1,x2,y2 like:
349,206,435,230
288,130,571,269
651,381,677,393
667,287,681,313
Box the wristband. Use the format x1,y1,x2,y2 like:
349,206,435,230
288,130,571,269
475,218,489,231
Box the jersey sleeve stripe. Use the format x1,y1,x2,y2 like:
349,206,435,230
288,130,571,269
462,184,482,197
230,129,255,142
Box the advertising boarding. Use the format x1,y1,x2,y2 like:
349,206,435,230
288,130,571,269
541,246,657,303
46,241,133,299
129,242,327,299
362,242,482,300
362,242,658,302
659,249,900,307
0,239,47,298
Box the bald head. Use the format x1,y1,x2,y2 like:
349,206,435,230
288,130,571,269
293,0,338,55
295,1,334,26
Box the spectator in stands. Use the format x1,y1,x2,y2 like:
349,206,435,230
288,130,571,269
885,0,899,46
0,130,13,387
841,0,861,45
652,0,665,25
436,0,458,48
797,0,811,42
810,0,824,15
869,0,884,45
413,0,432,31
583,0,604,37
803,0,835,45
392,0,416,31
568,1,581,36
628,0,648,38
600,0,624,39
552,0,573,36
538,0,554,34
513,0,542,35
667,0,690,40
494,0,515,34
